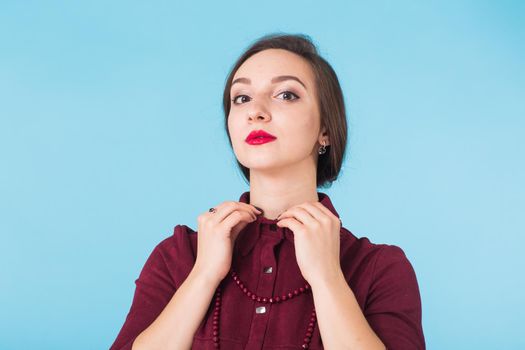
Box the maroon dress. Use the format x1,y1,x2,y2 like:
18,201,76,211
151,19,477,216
110,191,425,349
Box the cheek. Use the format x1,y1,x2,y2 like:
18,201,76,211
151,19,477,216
281,126,318,153
289,114,319,138
288,117,320,151
227,116,241,141
228,116,248,154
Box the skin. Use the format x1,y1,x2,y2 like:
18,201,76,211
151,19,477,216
227,48,386,349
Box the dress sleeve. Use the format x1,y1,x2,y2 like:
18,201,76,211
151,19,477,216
109,239,177,350
364,245,426,350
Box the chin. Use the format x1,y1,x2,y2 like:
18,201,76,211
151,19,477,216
243,161,284,171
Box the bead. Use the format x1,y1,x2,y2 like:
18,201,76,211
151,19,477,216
226,266,317,349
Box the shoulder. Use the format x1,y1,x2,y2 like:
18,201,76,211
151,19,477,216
155,223,198,262
142,224,199,288
339,226,413,268
339,226,420,298
155,224,197,254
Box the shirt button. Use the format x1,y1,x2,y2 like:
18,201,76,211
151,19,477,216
263,266,273,273
255,306,267,314
269,223,277,231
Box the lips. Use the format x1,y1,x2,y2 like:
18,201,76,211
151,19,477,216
245,129,277,145
246,137,276,145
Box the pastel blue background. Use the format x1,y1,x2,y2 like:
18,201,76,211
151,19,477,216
1,1,523,349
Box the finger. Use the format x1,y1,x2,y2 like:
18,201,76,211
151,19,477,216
278,205,318,225
222,210,256,237
311,202,337,221
240,202,263,215
210,201,257,223
298,202,328,222
276,217,302,235
312,202,342,228
221,201,261,218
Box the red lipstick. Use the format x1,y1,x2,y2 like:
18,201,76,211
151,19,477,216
245,129,277,145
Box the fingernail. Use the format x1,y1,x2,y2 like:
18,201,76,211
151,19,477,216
253,206,264,214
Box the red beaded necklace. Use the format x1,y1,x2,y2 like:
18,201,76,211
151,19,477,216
210,267,318,349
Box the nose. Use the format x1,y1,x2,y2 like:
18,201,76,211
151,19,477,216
249,113,269,122
246,98,271,122
248,106,271,122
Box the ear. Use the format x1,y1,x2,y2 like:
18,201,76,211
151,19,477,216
318,127,330,146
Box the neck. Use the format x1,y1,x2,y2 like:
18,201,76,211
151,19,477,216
248,168,319,220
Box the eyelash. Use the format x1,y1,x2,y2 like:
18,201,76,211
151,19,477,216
231,91,300,105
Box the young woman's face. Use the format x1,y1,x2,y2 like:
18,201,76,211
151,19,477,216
228,48,326,173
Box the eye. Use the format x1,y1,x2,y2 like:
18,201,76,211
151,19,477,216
276,90,300,101
231,90,300,105
231,95,251,105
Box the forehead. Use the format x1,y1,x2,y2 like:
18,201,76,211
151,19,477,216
232,49,315,88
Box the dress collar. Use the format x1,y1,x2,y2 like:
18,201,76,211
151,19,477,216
234,191,341,257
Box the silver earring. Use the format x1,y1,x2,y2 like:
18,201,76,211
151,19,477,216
318,141,327,155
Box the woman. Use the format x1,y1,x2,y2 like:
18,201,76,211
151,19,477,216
110,33,425,350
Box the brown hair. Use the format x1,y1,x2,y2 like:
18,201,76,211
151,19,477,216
222,32,348,188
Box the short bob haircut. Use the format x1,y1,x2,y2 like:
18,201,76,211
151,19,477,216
222,32,348,189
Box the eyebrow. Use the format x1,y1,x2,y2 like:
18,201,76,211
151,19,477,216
231,75,307,90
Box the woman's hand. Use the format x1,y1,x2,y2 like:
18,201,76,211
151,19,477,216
276,201,342,285
194,201,261,283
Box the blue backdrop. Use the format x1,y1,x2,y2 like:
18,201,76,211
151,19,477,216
1,1,523,349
